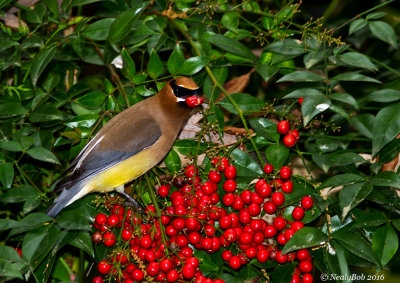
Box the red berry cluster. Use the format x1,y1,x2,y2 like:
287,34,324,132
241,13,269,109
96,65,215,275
90,156,315,282
277,120,300,148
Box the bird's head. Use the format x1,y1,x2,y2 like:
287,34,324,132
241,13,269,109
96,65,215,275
169,77,203,108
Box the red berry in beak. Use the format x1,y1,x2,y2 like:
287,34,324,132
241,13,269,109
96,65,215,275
185,96,203,108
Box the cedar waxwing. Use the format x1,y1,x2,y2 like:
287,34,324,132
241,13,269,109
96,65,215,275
46,77,203,217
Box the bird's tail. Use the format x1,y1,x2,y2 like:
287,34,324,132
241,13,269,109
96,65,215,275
46,182,87,218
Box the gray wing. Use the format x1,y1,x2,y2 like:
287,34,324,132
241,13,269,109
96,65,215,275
54,116,161,192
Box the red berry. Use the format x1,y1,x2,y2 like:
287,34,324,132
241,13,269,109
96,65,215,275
292,207,305,221
97,260,111,274
208,170,222,183
291,221,304,232
229,255,242,270
222,193,235,206
239,209,251,224
92,276,103,283
95,213,107,225
273,216,286,230
289,129,300,140
131,269,144,281
298,97,304,105
275,250,288,264
247,203,261,216
277,120,290,134
184,165,197,178
223,180,237,192
212,157,229,172
146,261,160,277
188,232,201,245
302,273,313,283
245,247,257,259
263,164,274,174
103,232,116,247
296,249,310,261
160,258,173,272
299,260,313,273
232,196,244,210
277,233,287,245
263,201,277,214
220,215,232,229
121,229,132,241
107,214,120,227
186,256,199,268
224,165,237,179
264,225,277,238
280,166,292,179
201,237,213,250
271,192,285,206
182,264,196,279
158,184,170,197
239,232,253,245
292,273,301,283
222,250,233,261
140,235,153,249
166,269,178,282
282,180,293,193
301,196,314,210
256,183,272,198
284,228,295,241
257,249,269,263
185,95,203,108
283,134,297,147
240,190,252,204
202,181,215,195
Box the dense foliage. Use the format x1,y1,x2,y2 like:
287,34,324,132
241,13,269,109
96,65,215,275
1,0,400,282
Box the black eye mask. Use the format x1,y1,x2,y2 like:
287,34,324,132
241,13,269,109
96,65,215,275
170,80,200,98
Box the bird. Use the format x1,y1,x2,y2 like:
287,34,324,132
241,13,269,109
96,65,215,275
46,77,203,218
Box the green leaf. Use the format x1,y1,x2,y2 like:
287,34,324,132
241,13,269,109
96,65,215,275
231,148,263,177
315,138,340,153
301,92,331,127
265,39,306,55
327,152,366,167
65,114,98,128
304,49,325,69
148,49,163,79
164,149,181,173
332,230,379,265
69,0,104,7
181,56,209,75
282,227,328,254
218,93,264,115
56,206,92,231
372,224,398,266
205,34,256,61
325,241,351,283
271,263,296,283
0,258,23,280
366,12,386,20
277,70,323,82
70,232,95,257
173,139,208,155
265,144,289,169
221,12,239,32
30,45,57,86
370,171,400,188
338,52,377,71
331,72,381,83
75,91,106,109
351,113,374,139
27,147,60,164
351,208,387,229
1,185,39,204
369,21,397,49
0,0,13,10
0,162,14,188
0,102,26,118
318,174,366,190
312,153,330,173
255,64,279,82
22,224,57,264
329,92,358,109
29,104,64,122
249,117,280,142
0,219,18,231
238,265,258,281
167,43,185,75
349,18,367,34
339,182,373,219
364,89,400,103
10,212,52,236
83,18,114,40
379,138,400,163
372,103,400,157
108,3,148,44
121,48,136,80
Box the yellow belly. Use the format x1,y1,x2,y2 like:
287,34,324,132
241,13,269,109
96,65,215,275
86,148,156,193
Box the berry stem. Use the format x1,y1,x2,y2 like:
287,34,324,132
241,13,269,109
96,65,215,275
145,174,170,257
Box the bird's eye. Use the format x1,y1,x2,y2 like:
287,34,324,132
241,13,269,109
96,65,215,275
170,80,199,98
